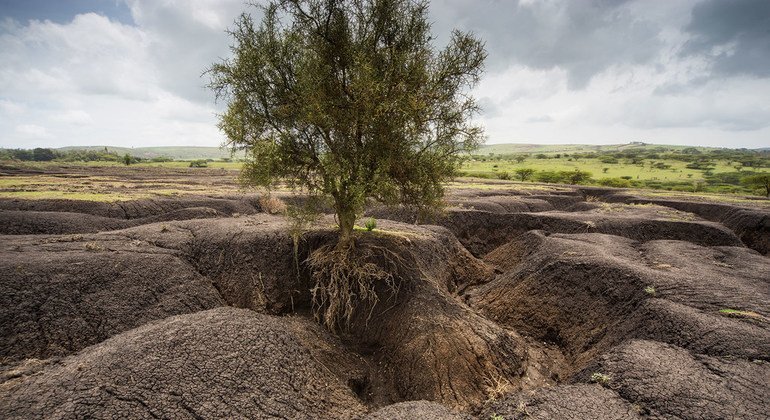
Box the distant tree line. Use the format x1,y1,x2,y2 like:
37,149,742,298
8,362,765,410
467,146,770,196
475,147,770,168
0,147,173,163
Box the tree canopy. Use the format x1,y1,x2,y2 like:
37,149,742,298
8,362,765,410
208,0,486,246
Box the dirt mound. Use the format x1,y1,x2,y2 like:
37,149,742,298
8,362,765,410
448,195,555,213
0,207,222,235
481,384,642,419
469,231,770,372
182,219,524,409
17,216,526,410
0,210,128,234
0,196,256,219
0,236,224,361
365,401,472,419
310,224,525,409
422,205,742,256
575,339,770,419
119,214,307,314
0,307,366,419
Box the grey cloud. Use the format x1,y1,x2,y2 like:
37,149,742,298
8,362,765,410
431,0,662,89
681,0,770,78
525,115,554,123
124,0,248,105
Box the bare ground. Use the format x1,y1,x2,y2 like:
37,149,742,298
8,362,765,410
0,167,768,419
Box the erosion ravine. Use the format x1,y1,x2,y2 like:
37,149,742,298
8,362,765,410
1,181,769,419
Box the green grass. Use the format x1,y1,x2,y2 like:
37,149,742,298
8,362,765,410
718,309,762,319
58,145,246,160
461,157,735,182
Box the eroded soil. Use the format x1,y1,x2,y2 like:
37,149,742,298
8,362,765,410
1,168,769,419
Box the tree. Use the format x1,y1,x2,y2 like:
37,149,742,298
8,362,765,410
514,168,534,181
561,169,592,185
208,0,486,248
123,153,132,166
32,148,56,161
513,154,527,163
741,173,770,197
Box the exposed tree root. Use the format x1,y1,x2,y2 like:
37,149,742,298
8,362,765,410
307,241,404,332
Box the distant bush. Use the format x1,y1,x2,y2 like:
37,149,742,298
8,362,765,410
534,170,563,183
189,159,208,168
597,178,631,188
561,169,592,185
364,217,377,231
258,194,287,214
496,171,511,180
514,168,535,181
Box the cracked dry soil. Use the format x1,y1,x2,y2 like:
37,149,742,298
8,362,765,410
1,182,769,419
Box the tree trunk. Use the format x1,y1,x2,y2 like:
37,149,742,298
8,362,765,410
337,208,356,249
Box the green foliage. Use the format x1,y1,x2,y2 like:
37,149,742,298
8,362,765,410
364,217,377,231
597,177,631,188
741,173,770,197
590,372,611,385
563,169,592,184
209,0,486,245
514,168,535,181
496,171,511,180
189,159,208,168
535,170,563,183
123,153,132,166
32,148,56,161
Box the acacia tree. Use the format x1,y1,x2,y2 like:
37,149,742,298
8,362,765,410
208,0,486,248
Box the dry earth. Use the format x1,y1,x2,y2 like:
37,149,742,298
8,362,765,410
1,167,769,419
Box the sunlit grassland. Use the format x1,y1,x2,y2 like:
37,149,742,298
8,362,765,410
461,157,736,181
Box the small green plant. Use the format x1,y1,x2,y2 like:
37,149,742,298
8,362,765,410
718,308,761,319
644,286,656,296
189,159,208,168
590,372,611,385
490,415,505,420
364,217,377,231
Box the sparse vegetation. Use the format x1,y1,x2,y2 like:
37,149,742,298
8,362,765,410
258,195,288,215
718,308,762,319
590,372,612,385
459,143,770,195
644,286,656,296
364,218,377,232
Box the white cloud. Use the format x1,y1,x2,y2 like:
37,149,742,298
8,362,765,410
15,124,50,138
51,110,93,125
1,0,769,149
0,1,246,148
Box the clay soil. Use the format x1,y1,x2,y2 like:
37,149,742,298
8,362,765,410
1,165,769,419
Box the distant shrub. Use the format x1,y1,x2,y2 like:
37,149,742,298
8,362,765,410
496,171,511,180
514,168,535,181
597,178,631,188
259,194,287,214
364,217,377,231
535,170,563,183
189,159,208,168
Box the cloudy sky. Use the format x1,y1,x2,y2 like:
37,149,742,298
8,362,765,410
1,0,769,149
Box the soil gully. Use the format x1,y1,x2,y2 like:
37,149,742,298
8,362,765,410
2,188,769,419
